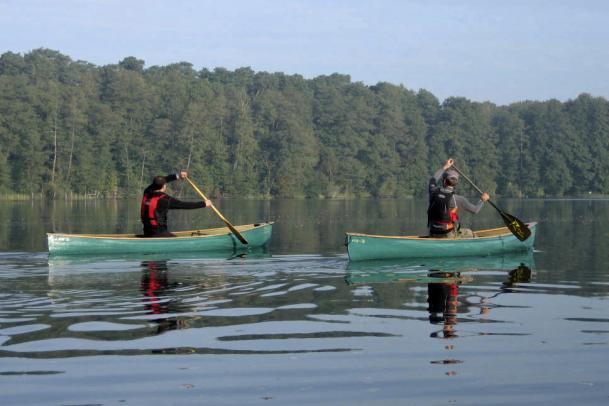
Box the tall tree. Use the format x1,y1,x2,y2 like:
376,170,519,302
0,49,607,199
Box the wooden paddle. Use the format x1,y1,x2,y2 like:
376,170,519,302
450,165,531,242
185,177,249,245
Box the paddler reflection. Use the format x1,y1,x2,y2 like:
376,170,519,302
427,271,461,339
140,260,190,334
426,264,532,339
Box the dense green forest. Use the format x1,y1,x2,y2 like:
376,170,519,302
1,49,608,199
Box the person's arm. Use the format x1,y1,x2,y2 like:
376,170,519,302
429,172,440,196
430,168,444,186
454,194,485,214
164,173,180,183
429,159,454,195
167,196,208,210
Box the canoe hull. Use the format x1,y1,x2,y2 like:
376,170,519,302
346,223,536,261
47,222,273,256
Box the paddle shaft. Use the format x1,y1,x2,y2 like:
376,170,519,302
450,166,500,212
450,165,484,195
185,178,248,245
450,165,531,241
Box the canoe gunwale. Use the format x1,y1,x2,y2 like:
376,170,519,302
346,222,537,241
47,222,273,241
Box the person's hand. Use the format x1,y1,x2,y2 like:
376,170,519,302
179,171,188,179
204,199,212,207
443,158,454,170
481,192,490,202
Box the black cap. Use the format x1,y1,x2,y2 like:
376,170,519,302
149,176,166,191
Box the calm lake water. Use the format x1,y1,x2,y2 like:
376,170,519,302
1,198,609,405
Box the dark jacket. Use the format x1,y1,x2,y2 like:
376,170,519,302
428,168,484,236
141,174,206,237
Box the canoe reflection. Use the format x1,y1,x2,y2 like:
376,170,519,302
428,264,532,339
345,254,534,340
346,251,534,275
48,245,271,268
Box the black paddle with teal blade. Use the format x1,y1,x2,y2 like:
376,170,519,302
451,165,531,242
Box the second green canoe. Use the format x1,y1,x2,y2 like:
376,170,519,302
346,222,536,261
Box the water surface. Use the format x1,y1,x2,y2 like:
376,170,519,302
1,199,609,405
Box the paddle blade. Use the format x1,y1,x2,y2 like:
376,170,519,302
222,216,249,245
498,210,531,241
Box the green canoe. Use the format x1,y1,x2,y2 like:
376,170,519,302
47,222,273,256
345,222,536,261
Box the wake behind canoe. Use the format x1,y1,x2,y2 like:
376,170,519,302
47,222,273,256
346,222,536,261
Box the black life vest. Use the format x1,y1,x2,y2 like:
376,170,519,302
427,189,459,235
140,192,168,227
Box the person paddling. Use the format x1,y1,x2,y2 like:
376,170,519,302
141,171,212,237
428,158,490,238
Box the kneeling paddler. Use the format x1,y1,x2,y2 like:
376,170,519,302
141,171,212,237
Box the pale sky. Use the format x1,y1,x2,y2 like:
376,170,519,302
1,0,608,105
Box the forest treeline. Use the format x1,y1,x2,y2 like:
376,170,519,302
1,48,608,199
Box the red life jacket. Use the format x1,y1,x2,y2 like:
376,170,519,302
140,193,167,226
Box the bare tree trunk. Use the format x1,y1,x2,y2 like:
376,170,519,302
66,123,75,183
185,135,194,172
51,110,58,182
125,116,133,185
263,158,272,196
51,108,58,200
238,89,249,114
139,150,146,193
178,133,195,198
233,142,241,171
125,143,131,184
